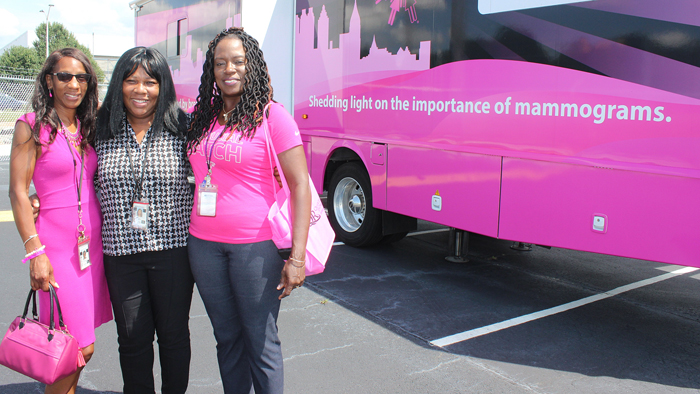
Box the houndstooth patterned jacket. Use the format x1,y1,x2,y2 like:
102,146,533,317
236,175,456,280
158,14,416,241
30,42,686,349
95,119,192,256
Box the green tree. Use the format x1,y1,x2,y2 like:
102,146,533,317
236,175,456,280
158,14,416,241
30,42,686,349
34,22,106,83
0,46,42,77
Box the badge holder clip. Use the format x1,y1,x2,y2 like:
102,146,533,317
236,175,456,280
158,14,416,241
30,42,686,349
77,218,91,270
131,198,150,231
198,172,218,217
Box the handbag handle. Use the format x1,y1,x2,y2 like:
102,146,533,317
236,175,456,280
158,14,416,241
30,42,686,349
262,103,290,197
19,284,67,341
50,285,68,331
21,288,36,325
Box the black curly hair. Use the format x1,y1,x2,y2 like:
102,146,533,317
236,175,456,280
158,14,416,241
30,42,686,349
30,48,99,151
187,27,273,153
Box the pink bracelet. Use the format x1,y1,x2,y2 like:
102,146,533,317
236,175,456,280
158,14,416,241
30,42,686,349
22,245,46,264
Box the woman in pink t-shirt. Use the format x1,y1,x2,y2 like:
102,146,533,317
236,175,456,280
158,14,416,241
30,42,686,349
185,27,311,394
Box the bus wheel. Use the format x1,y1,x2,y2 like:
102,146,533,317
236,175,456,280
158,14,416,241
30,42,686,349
328,162,383,247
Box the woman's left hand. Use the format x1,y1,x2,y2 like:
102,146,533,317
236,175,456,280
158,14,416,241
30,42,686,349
277,260,306,299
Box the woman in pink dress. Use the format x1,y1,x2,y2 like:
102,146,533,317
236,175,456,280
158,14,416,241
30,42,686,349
8,48,112,394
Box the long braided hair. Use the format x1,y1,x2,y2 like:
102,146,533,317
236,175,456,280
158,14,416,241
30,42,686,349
187,27,273,153
30,48,99,151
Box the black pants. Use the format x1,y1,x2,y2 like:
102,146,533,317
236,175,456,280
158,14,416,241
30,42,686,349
104,247,194,394
188,236,285,394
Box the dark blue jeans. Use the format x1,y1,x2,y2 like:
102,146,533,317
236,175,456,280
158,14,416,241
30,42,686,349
188,235,285,394
103,247,194,394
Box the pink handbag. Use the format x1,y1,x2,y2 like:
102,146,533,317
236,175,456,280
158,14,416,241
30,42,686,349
263,104,335,275
0,285,85,385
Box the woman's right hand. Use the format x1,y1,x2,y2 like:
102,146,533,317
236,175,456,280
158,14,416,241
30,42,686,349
29,253,58,291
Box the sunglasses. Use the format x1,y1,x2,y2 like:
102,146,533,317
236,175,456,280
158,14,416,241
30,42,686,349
51,72,91,83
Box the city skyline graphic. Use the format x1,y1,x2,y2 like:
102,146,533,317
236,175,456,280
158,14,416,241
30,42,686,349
294,1,430,105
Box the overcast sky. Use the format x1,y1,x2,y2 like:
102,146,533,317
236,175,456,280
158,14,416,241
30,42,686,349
0,0,134,57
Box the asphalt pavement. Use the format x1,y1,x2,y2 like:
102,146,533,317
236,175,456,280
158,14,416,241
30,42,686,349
2,159,700,393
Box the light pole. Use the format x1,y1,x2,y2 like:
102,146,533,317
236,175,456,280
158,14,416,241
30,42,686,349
39,4,54,58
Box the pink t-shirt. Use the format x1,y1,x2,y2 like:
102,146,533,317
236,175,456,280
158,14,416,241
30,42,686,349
188,103,302,243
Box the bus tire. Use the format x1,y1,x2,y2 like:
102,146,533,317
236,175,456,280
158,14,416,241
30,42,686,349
328,162,383,247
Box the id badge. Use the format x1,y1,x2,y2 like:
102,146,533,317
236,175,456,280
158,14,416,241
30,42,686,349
197,183,218,217
78,235,91,270
132,200,150,231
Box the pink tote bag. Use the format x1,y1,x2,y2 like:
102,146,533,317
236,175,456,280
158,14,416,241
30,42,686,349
263,104,335,275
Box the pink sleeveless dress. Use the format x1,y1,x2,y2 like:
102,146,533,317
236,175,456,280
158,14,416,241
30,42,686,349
19,113,112,348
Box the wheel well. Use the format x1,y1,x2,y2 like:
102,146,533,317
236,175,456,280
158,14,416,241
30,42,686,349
323,148,362,192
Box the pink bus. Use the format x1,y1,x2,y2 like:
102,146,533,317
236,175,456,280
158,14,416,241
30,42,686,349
131,0,700,267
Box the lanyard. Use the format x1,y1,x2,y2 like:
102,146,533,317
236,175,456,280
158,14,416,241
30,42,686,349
124,123,154,201
203,124,228,183
61,124,86,237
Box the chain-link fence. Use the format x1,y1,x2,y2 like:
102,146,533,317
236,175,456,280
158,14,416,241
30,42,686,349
0,74,107,161
0,75,33,161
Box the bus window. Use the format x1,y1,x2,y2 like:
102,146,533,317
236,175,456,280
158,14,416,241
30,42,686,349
167,18,188,57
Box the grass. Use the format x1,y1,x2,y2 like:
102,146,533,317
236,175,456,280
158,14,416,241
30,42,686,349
0,110,24,119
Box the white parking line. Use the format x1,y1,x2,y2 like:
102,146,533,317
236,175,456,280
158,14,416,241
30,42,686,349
0,210,13,222
431,266,699,347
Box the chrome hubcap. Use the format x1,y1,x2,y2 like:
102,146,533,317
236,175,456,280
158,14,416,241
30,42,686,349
333,177,366,233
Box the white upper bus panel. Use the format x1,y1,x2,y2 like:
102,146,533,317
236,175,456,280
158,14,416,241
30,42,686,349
478,0,596,15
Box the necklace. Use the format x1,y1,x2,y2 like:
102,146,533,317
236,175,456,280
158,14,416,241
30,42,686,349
60,118,82,150
222,107,235,123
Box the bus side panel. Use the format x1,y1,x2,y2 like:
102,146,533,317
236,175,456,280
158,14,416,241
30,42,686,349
387,146,501,238
309,136,387,209
241,0,295,110
499,158,700,266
